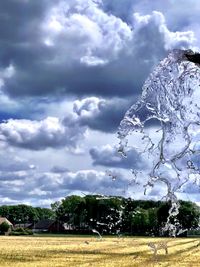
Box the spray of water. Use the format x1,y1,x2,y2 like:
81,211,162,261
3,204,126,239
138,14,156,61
118,49,200,236
92,229,103,240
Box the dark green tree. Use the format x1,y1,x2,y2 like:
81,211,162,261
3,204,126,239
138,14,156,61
177,201,200,230
55,195,86,229
35,207,55,221
130,208,149,235
0,222,10,234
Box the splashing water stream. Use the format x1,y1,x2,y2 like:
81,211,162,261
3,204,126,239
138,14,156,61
92,229,103,239
118,49,200,236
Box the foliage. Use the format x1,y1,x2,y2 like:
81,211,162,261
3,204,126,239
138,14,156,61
52,195,200,236
10,227,33,236
177,201,200,230
0,205,55,225
0,196,199,236
0,222,10,234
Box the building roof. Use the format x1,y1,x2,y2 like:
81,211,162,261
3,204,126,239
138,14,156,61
14,223,33,229
34,219,55,230
0,217,13,226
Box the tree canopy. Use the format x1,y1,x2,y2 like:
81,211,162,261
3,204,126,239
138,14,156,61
52,195,200,236
0,196,199,236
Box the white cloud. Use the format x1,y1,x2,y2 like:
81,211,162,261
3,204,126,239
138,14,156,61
0,166,129,206
73,96,132,132
73,97,104,116
0,116,86,150
0,0,200,206
133,11,196,52
43,0,132,66
43,3,195,69
90,144,146,170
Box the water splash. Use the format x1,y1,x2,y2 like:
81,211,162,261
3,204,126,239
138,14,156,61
148,241,168,256
118,49,200,236
92,229,103,239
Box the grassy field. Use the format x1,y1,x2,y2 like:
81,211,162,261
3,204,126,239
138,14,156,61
0,236,199,267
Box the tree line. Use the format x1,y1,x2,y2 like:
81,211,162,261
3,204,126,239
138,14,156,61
0,205,55,225
51,195,200,236
0,195,199,236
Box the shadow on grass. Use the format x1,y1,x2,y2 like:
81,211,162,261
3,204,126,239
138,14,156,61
142,240,200,266
0,254,37,263
170,242,200,257
168,239,199,247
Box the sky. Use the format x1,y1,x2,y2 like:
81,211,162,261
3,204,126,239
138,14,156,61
0,0,200,207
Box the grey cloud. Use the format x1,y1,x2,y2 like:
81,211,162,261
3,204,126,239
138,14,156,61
73,97,133,132
0,169,128,205
90,144,146,169
0,0,54,66
0,96,130,151
101,0,137,23
0,116,86,150
51,166,69,173
40,170,127,195
0,1,195,101
101,0,200,32
0,172,27,181
0,0,200,206
0,154,35,172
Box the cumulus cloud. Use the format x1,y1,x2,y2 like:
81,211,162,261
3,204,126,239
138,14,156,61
0,0,200,206
41,170,110,192
0,0,196,100
133,12,195,51
0,96,128,151
0,168,128,205
43,0,132,65
0,116,86,150
0,0,133,98
73,97,132,132
90,144,146,169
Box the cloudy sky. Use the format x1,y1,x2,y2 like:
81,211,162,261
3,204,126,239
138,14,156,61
0,0,200,207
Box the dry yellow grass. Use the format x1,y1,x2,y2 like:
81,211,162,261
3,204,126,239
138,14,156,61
0,236,199,267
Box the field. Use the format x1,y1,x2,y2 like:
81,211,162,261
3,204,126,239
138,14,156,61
0,236,199,267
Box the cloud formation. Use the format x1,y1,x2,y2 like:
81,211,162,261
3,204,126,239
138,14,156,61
0,0,200,206
0,0,196,101
0,167,127,205
73,97,132,132
90,144,146,169
0,116,86,150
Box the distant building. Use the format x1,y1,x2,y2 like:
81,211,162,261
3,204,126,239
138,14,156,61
14,223,33,229
33,219,65,233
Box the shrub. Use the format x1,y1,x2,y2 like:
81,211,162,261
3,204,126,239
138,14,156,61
10,228,33,236
14,227,25,233
0,222,10,234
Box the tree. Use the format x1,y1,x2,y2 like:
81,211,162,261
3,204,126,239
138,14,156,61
9,205,38,224
35,207,55,221
96,197,124,234
55,195,86,229
131,208,150,235
0,205,55,225
148,208,159,236
49,195,200,236
51,201,61,213
0,222,10,234
177,201,200,230
157,202,171,231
